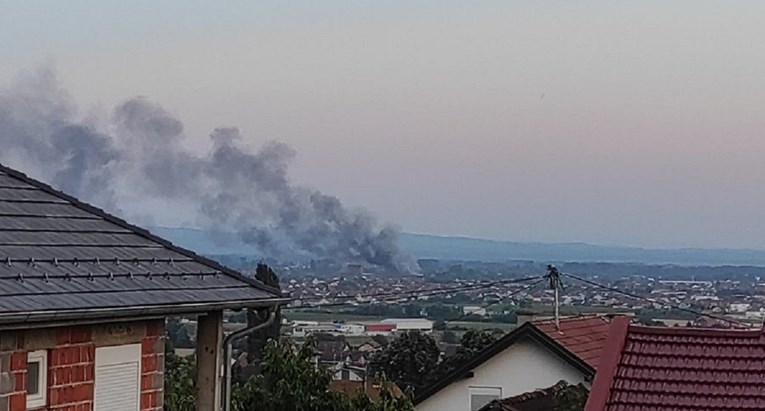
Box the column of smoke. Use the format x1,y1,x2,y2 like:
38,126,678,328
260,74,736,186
0,68,418,273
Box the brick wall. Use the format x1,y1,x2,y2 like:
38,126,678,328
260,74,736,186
0,319,165,411
0,332,25,411
140,322,164,411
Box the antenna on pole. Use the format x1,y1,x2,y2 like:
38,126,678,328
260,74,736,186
546,264,562,330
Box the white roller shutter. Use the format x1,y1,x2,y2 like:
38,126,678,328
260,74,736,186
94,344,141,411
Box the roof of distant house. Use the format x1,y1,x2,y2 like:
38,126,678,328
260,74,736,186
586,317,765,411
317,340,351,362
533,315,611,369
0,163,286,325
479,380,589,411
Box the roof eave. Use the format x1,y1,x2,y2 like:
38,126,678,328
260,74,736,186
0,296,291,329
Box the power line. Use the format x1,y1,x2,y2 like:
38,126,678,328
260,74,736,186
561,272,746,328
289,275,545,309
434,277,546,330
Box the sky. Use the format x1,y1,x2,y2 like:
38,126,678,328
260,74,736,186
2,1,765,249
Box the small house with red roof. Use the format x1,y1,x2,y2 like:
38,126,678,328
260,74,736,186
586,316,765,411
414,315,611,411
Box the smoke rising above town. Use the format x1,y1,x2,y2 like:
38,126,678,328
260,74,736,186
0,68,417,273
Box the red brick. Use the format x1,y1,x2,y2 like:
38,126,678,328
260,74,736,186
70,346,82,364
54,386,71,404
141,392,152,409
73,382,93,402
51,348,65,367
56,329,72,345
141,355,157,373
80,345,95,363
84,364,94,382
53,367,70,386
13,370,25,391
145,321,163,337
49,384,59,404
19,321,163,410
141,373,152,391
75,364,90,383
70,328,91,344
141,337,158,355
9,351,26,371
8,393,25,411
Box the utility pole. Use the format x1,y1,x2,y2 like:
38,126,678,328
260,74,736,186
546,264,562,330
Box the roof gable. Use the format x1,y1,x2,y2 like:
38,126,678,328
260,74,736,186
0,164,284,325
414,320,596,405
586,317,765,411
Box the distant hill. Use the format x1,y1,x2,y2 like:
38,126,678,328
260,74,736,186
150,227,765,266
398,233,765,266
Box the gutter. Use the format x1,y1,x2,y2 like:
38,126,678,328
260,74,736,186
222,309,277,411
0,297,291,328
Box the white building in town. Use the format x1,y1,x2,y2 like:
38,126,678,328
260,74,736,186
381,318,434,333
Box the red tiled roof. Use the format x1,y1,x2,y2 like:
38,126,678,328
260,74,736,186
586,317,765,411
533,315,611,369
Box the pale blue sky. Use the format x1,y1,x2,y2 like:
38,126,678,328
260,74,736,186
2,1,765,249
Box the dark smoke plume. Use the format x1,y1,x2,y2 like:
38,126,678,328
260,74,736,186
0,68,418,273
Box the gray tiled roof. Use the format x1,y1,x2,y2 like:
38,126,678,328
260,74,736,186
0,164,284,325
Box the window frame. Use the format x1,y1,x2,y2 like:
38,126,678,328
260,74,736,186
469,386,502,411
26,350,48,409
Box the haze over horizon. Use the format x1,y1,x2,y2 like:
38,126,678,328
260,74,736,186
3,1,765,250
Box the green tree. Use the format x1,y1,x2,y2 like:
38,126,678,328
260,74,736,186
166,317,194,349
555,383,588,411
441,330,458,344
429,330,497,383
233,338,414,411
369,332,440,392
164,347,197,411
348,379,415,411
440,330,497,370
246,264,282,366
455,330,497,356
166,338,414,411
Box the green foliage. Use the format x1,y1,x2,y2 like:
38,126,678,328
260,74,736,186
164,347,197,411
246,264,283,366
369,332,440,392
441,330,458,344
555,383,588,411
371,335,389,347
166,317,194,349
369,330,497,394
164,336,414,411
233,338,349,411
347,379,415,411
433,330,497,380
456,330,497,354
233,338,414,411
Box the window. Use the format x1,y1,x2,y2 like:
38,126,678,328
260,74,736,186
94,344,141,411
469,387,501,411
26,350,48,409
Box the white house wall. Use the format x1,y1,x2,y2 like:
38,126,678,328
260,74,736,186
416,336,588,411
